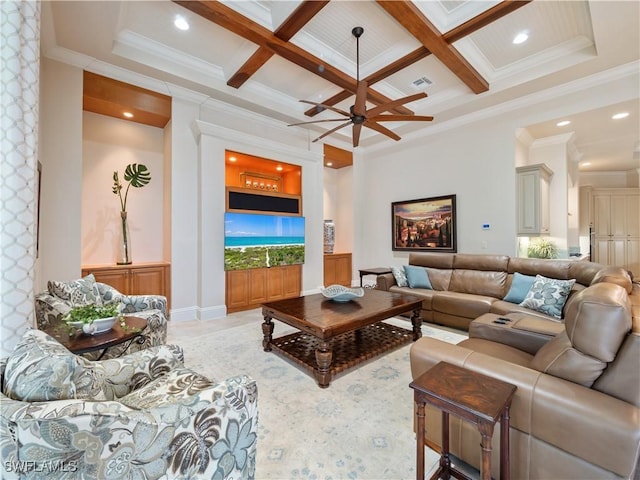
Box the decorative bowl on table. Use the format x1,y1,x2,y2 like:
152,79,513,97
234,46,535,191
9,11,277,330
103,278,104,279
320,285,365,303
68,317,117,335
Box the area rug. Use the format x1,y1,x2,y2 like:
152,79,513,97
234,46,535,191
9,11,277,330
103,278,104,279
168,315,467,479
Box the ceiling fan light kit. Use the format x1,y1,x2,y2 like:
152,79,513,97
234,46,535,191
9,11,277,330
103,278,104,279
289,26,433,148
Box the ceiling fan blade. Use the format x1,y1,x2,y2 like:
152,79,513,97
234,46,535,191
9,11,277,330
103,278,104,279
288,118,351,126
311,121,353,143
299,100,350,117
366,92,427,118
353,80,368,117
353,123,363,148
369,114,434,122
364,120,401,141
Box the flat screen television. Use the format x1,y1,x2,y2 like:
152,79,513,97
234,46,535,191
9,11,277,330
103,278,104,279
224,212,305,270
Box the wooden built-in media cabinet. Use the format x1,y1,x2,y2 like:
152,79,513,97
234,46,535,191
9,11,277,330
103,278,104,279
81,262,171,309
226,265,301,313
225,151,304,313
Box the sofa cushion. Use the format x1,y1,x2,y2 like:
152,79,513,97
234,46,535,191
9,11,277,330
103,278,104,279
520,275,575,319
2,329,106,401
432,291,496,319
391,266,408,287
448,270,507,298
404,265,432,289
503,272,536,304
531,283,631,387
47,274,103,306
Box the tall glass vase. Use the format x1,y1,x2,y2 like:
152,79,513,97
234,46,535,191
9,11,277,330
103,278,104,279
117,211,132,265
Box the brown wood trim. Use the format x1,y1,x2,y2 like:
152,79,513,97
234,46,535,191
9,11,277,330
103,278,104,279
376,1,488,94
227,0,330,88
174,0,412,115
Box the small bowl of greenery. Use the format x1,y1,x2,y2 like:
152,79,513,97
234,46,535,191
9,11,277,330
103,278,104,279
64,304,120,335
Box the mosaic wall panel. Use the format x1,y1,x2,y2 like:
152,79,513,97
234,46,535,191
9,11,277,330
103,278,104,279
1,1,40,356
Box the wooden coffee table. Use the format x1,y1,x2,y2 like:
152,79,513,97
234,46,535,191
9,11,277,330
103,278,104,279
44,316,147,360
261,289,422,387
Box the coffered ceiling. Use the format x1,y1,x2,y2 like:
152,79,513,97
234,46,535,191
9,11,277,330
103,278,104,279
42,1,639,172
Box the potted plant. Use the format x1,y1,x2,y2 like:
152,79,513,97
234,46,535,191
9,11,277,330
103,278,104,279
63,304,120,335
527,238,558,259
112,163,152,265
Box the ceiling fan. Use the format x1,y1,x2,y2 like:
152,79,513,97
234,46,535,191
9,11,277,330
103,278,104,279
288,27,433,148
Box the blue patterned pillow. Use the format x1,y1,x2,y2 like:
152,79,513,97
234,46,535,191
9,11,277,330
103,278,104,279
391,266,408,287
520,275,575,319
403,265,433,289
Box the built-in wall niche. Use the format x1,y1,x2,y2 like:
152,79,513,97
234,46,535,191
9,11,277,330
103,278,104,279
225,151,301,195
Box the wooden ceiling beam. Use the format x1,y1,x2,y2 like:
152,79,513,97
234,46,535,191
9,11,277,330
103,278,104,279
227,1,329,88
174,0,412,114
377,0,488,94
444,1,533,44
305,0,530,117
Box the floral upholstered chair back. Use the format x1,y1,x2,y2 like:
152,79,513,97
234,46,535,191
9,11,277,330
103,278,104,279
34,274,168,360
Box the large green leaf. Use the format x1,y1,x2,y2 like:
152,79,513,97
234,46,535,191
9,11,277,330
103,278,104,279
124,163,151,188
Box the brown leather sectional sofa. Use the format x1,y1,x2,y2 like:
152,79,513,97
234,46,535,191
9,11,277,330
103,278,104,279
376,252,633,330
394,253,640,478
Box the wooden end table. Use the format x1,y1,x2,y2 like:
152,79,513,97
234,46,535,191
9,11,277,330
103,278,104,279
410,362,517,480
44,316,148,360
358,267,392,287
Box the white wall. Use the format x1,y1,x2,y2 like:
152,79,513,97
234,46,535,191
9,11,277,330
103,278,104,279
81,112,164,265
357,121,517,269
36,58,83,290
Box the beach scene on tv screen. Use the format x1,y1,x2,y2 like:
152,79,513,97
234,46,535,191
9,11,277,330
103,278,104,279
224,212,305,270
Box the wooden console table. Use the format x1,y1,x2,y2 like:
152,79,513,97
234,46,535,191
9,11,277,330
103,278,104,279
410,362,516,480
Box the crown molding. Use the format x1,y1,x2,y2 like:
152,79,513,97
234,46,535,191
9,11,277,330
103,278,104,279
192,120,322,165
367,60,639,156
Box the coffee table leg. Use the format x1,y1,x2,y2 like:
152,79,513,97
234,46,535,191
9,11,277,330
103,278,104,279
262,315,274,352
315,341,333,388
411,308,423,340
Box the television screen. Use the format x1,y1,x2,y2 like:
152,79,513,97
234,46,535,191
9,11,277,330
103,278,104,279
224,212,305,270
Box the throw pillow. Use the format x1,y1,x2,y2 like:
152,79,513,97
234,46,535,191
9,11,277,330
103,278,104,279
48,274,103,307
391,266,408,287
519,275,576,319
403,265,433,289
503,272,536,304
3,329,106,402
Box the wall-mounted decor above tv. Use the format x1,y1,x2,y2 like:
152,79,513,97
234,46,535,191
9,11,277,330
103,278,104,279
224,212,305,270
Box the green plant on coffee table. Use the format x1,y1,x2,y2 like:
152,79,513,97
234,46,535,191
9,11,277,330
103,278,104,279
63,304,120,324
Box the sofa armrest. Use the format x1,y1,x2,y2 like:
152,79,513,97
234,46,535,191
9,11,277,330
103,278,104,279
98,344,185,398
34,292,71,329
120,294,168,318
469,313,563,355
410,338,640,479
376,273,396,291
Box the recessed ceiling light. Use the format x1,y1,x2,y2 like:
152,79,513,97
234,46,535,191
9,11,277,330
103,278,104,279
276,166,283,171
174,15,189,31
326,162,333,167
556,120,571,127
512,31,528,45
229,156,236,162
123,112,134,118
612,112,629,120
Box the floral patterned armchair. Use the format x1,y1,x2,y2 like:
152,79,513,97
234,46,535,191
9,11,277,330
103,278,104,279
1,329,259,479
35,274,168,359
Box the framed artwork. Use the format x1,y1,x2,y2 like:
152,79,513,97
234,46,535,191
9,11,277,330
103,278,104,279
391,194,457,252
